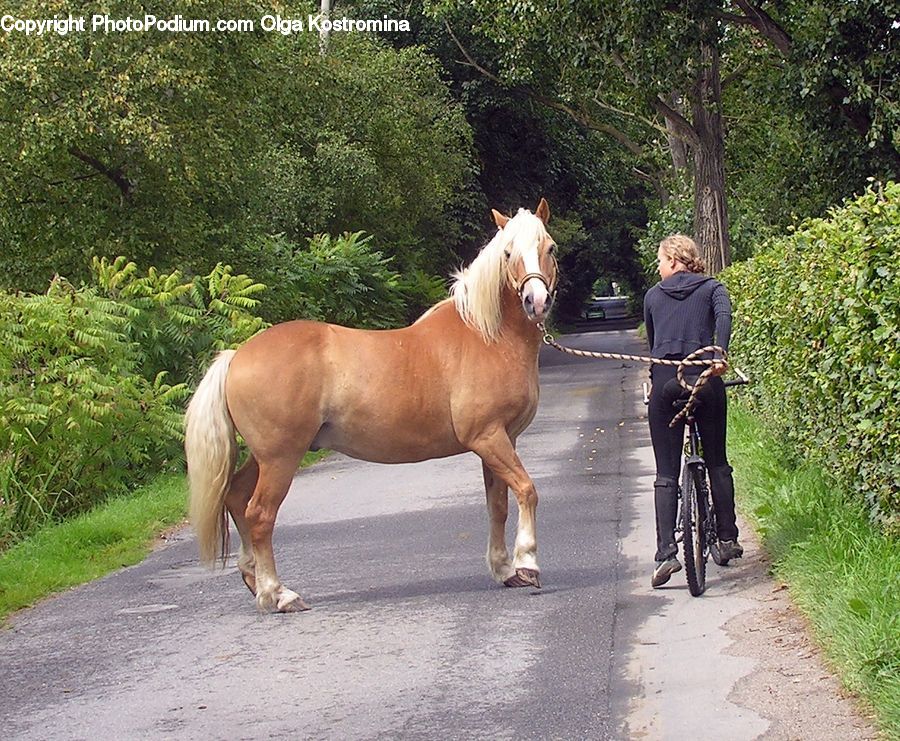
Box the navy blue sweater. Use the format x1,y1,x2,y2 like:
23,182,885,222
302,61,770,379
643,271,732,359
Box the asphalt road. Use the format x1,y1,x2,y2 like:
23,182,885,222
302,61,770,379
0,322,869,740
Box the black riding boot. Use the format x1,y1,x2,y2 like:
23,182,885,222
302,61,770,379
708,465,739,542
654,476,679,561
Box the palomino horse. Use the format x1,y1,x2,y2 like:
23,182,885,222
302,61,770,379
185,199,558,612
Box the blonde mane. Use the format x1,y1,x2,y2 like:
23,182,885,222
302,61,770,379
450,209,547,342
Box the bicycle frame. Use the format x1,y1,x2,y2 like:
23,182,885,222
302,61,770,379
643,368,749,596
676,413,707,535
677,410,716,595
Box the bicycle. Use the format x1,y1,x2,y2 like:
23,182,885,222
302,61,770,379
643,368,749,596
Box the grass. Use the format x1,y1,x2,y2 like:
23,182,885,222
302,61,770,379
0,472,187,623
729,405,900,737
0,450,331,625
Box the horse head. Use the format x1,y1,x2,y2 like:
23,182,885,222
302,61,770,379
492,198,558,322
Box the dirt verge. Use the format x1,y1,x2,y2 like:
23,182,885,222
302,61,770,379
723,523,882,740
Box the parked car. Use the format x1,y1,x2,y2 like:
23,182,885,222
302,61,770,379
581,299,606,320
580,296,630,321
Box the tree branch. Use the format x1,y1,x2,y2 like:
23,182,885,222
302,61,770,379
610,51,640,87
443,21,504,86
590,95,675,140
721,61,752,90
609,50,700,146
37,172,104,188
67,147,132,201
632,167,670,204
444,21,648,158
730,0,792,56
652,96,700,146
714,11,755,27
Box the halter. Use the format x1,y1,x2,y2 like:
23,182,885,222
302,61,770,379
507,256,558,301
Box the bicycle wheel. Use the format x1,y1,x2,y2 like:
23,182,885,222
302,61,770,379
681,463,708,596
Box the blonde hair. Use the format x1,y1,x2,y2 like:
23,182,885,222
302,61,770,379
450,208,548,342
659,234,706,274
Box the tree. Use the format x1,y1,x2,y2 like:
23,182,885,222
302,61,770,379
423,1,738,271
0,0,278,289
725,0,899,161
426,0,899,273
256,32,477,277
347,0,652,311
0,1,478,294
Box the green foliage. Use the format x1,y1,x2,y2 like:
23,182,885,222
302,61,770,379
0,1,478,292
348,1,652,310
92,256,267,383
636,183,693,275
0,283,187,546
428,0,899,277
722,182,900,530
259,35,478,276
0,0,277,290
243,231,417,327
396,268,451,324
721,7,899,262
0,257,267,547
786,1,900,155
280,231,405,328
729,407,900,736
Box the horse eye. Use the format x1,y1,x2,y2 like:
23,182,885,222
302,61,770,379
548,244,556,255
504,249,511,259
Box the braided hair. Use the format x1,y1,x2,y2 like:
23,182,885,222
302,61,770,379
659,234,706,274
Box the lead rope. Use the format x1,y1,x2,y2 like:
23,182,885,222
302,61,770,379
536,323,727,427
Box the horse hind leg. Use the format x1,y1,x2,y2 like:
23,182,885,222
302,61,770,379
483,461,515,583
246,457,310,612
224,456,260,595
473,431,541,589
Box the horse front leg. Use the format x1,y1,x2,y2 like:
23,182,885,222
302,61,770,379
246,459,310,612
474,431,541,589
483,461,516,583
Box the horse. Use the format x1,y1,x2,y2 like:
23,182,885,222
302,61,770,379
184,199,558,612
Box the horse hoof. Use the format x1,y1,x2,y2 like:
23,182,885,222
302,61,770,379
276,588,310,613
504,568,541,589
241,572,257,596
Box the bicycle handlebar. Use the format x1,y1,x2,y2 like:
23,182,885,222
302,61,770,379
723,367,750,388
641,367,750,405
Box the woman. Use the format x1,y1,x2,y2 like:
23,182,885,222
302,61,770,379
644,234,743,588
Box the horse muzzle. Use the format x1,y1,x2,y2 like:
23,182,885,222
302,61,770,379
519,274,554,321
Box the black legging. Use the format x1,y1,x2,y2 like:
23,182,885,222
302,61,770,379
648,363,738,560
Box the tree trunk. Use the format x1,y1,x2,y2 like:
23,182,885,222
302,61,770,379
690,37,730,274
664,92,690,173
319,0,332,56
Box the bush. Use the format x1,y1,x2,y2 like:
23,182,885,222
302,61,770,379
722,181,899,531
91,257,267,385
396,268,450,324
0,282,185,546
244,231,434,327
0,260,267,547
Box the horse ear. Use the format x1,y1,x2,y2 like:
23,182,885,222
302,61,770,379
492,209,510,228
535,197,550,224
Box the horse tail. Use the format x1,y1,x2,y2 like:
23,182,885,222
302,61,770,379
185,349,238,565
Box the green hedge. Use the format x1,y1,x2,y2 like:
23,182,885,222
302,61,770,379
722,182,899,532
